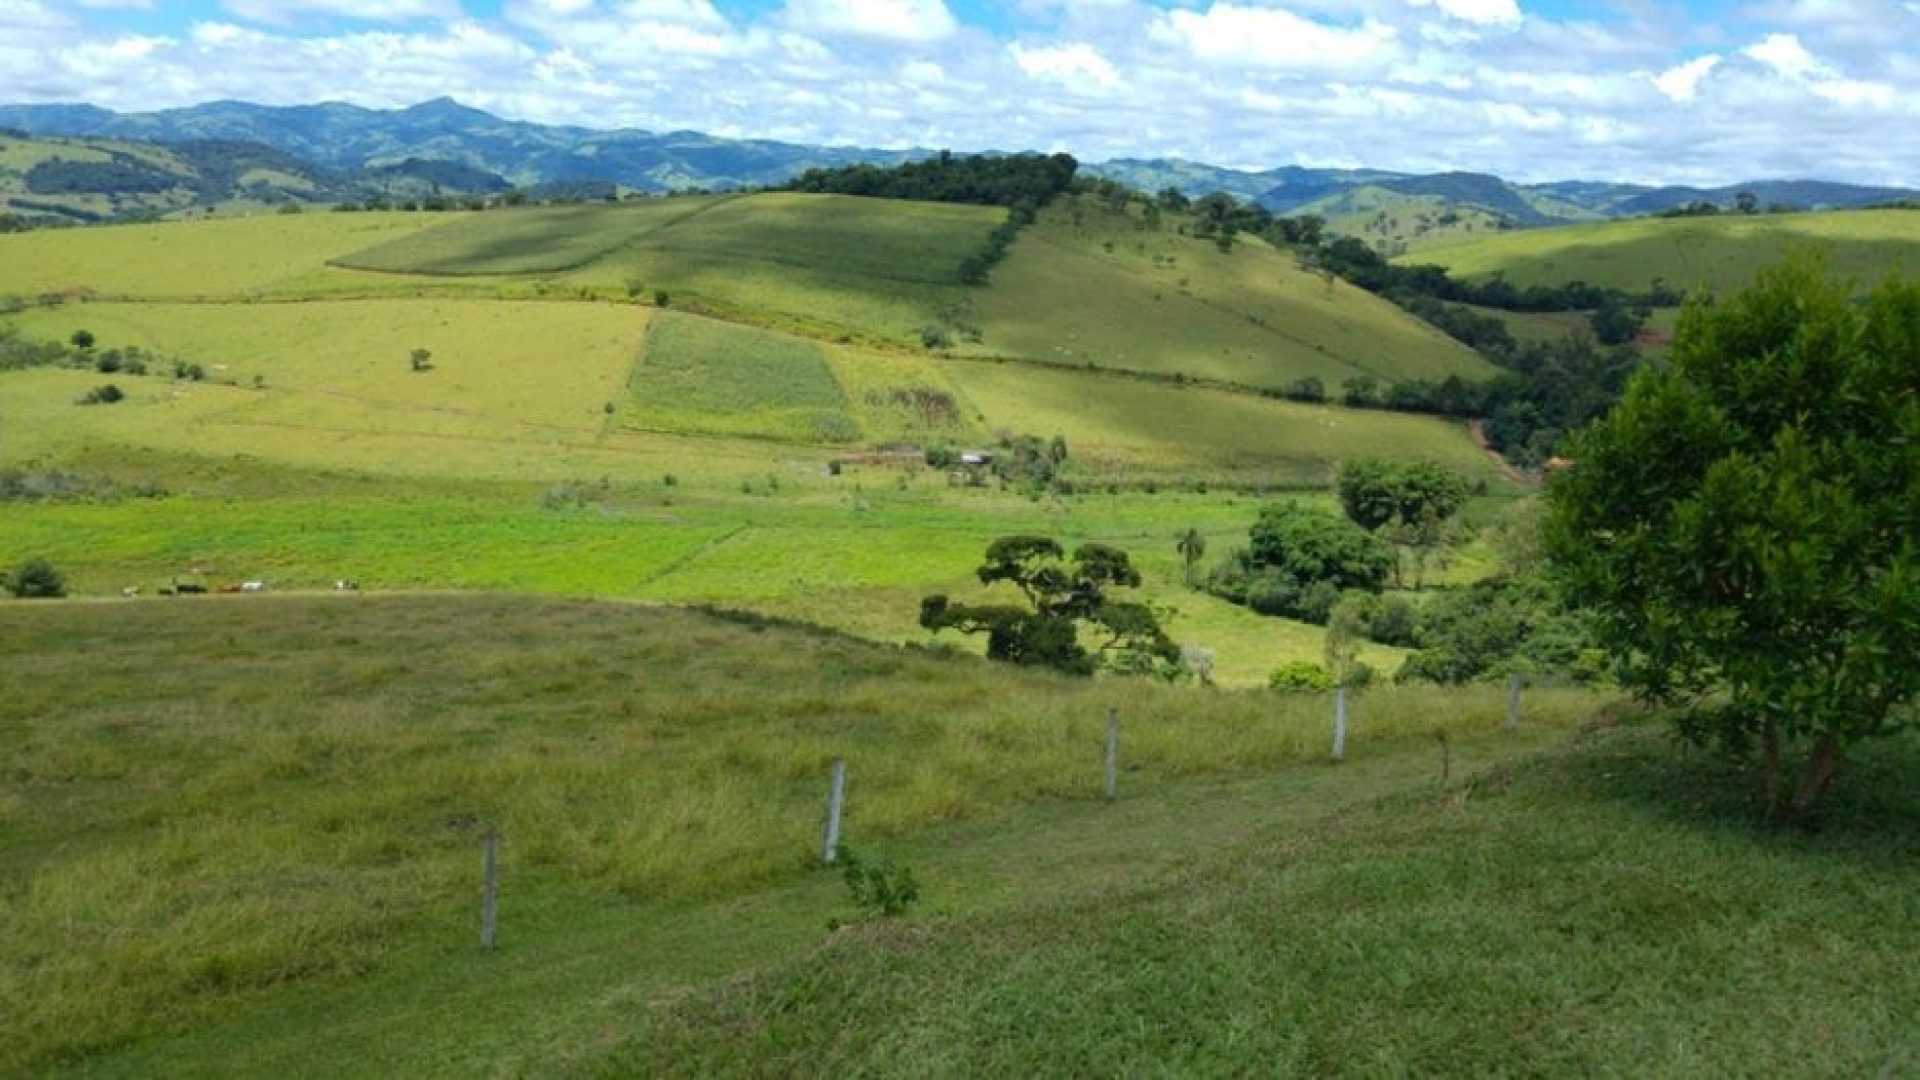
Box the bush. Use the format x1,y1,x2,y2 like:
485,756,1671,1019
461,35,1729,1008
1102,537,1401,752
1269,661,1336,691
76,384,124,405
835,845,919,919
5,557,66,598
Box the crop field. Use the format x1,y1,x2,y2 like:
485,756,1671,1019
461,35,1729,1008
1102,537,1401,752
0,594,1612,1074
0,212,445,298
624,311,857,442
1414,209,1920,295
968,200,1495,390
945,358,1505,488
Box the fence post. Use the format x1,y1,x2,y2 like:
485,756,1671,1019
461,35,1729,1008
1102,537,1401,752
1332,686,1348,762
820,756,846,863
480,828,499,951
1104,707,1119,801
1506,672,1522,731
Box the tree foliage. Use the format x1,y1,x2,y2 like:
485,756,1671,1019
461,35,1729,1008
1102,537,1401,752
784,151,1078,209
1543,255,1920,816
1335,458,1470,532
4,557,66,598
1206,503,1394,624
919,536,1177,676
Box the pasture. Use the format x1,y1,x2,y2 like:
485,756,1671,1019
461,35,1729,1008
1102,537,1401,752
623,311,856,442
1413,209,1920,295
968,200,1496,390
0,594,1609,1074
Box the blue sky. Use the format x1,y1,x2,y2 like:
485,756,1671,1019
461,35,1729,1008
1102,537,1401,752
5,0,1917,184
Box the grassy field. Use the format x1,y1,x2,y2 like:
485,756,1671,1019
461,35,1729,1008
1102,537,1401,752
333,199,723,275
0,213,446,298
945,358,1505,488
1414,209,1920,295
614,721,1920,1077
3,596,1911,1076
624,311,856,442
969,198,1496,390
0,594,1607,1074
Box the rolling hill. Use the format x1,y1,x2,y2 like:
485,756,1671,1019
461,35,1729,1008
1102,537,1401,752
1408,209,1920,296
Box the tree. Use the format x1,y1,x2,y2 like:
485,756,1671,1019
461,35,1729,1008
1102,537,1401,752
1176,527,1207,587
69,330,94,351
919,536,1178,676
409,347,433,372
1733,190,1759,215
1543,255,1920,817
1205,503,1394,624
5,557,66,598
1334,459,1470,532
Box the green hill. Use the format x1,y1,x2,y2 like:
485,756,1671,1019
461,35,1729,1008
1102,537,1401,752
965,197,1496,389
1411,209,1920,295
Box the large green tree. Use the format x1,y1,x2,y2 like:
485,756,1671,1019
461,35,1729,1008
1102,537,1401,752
920,536,1178,676
1543,256,1919,816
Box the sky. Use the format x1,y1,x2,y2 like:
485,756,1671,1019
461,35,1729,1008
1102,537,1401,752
2,0,1917,185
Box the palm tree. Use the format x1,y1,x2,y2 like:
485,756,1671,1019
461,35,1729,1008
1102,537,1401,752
1175,527,1207,587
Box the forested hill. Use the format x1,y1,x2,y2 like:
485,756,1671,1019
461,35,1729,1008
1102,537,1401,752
782,152,1078,207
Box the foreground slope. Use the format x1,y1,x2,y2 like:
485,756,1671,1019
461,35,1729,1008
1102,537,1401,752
1412,209,1920,294
0,594,1597,1074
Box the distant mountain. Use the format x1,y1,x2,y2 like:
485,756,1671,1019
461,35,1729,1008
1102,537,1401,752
2,97,1913,229
0,131,515,223
0,97,921,193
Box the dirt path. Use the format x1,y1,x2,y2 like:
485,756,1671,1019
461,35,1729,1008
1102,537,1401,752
1467,418,1533,487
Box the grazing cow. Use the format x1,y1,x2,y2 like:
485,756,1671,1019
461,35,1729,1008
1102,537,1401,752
241,581,265,593
217,584,242,594
174,581,206,595
334,579,360,592
121,586,140,598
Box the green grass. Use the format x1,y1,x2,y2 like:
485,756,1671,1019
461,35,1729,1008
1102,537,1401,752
968,197,1496,390
0,213,446,298
1414,209,1920,295
0,594,1608,1074
609,721,1919,1077
332,198,730,275
945,358,1507,488
624,311,856,442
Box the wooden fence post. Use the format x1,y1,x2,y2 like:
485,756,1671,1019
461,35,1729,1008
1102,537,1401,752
1104,707,1119,801
1507,672,1522,731
480,828,499,951
1332,686,1348,762
821,756,846,863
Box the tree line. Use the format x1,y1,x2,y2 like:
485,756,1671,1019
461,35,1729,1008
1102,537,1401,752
782,150,1079,209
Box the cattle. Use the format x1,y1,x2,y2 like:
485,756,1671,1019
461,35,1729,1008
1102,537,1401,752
334,579,360,592
121,586,140,598
240,581,265,593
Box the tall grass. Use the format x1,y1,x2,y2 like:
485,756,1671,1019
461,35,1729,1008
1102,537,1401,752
0,594,1604,1070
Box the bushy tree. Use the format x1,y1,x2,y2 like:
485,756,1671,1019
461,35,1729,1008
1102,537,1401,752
1206,503,1393,623
920,536,1177,676
5,557,66,598
1544,255,1920,817
1334,459,1470,532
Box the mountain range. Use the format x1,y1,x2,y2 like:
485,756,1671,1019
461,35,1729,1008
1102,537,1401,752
2,97,1913,229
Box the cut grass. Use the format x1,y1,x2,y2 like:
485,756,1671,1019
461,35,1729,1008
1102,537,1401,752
945,357,1508,488
10,299,648,435
623,310,857,443
0,212,445,298
609,721,1919,1077
1414,209,1920,295
0,594,1607,1073
332,198,730,275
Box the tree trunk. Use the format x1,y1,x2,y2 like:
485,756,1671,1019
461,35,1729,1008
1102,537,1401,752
1760,716,1781,816
1788,735,1843,818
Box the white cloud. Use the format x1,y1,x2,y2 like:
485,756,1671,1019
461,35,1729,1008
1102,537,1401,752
1408,0,1522,29
779,0,957,42
1653,54,1720,101
221,0,462,23
1010,41,1119,90
1744,32,1827,80
1154,4,1399,71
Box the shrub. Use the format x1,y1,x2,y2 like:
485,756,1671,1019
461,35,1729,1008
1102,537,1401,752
1269,661,1336,691
835,845,919,919
76,384,124,405
5,557,66,598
